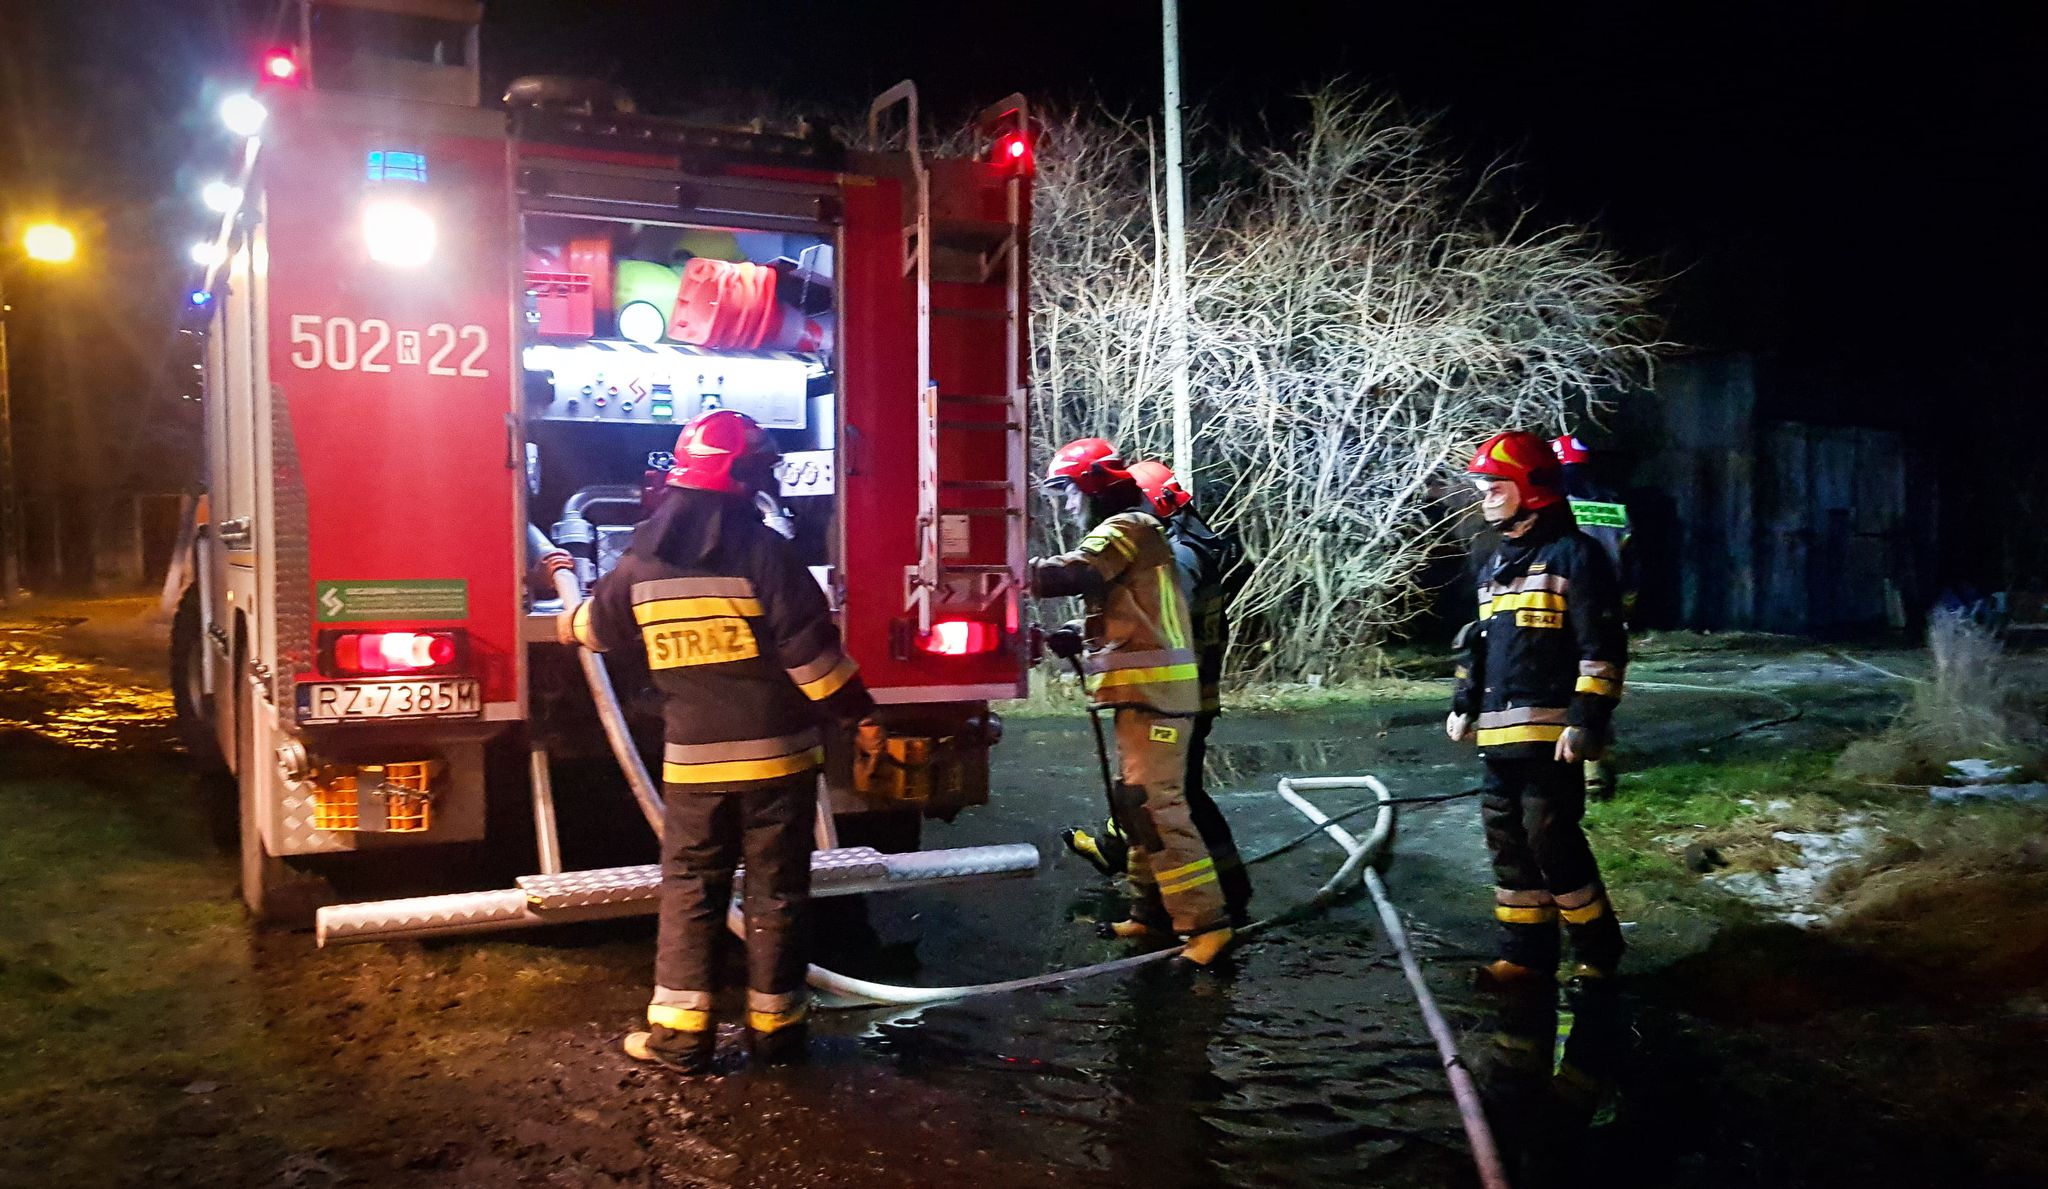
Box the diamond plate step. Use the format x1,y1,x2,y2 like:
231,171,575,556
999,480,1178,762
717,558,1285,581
515,846,894,911
317,842,1040,946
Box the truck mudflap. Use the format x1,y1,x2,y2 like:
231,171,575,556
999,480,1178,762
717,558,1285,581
313,842,1040,946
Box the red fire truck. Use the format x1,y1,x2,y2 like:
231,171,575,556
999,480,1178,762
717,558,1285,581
171,0,1038,941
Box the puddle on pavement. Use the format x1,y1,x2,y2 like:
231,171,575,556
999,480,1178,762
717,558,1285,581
0,630,176,751
792,919,1475,1187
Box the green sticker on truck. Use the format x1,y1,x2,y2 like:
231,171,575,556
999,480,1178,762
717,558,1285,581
316,580,468,622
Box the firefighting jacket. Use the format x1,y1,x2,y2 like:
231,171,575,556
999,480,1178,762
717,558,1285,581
1032,509,1202,717
1163,507,1241,714
1562,467,1638,622
1452,507,1627,759
569,489,874,790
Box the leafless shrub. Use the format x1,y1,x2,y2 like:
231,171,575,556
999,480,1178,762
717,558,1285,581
1023,87,1664,680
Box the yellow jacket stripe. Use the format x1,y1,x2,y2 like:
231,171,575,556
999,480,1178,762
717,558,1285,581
1160,867,1221,897
1478,590,1567,617
1475,723,1567,747
1082,525,1139,561
662,747,823,786
646,1004,712,1031
1087,663,1201,692
1154,855,1215,884
792,654,859,701
1560,900,1610,925
1575,675,1621,697
634,595,766,624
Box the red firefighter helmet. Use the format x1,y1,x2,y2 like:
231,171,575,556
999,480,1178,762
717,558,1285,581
1128,460,1192,518
1043,437,1135,495
1551,434,1593,467
667,409,780,494
1467,430,1564,510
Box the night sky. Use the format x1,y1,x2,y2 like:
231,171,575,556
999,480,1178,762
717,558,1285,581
0,1,2034,499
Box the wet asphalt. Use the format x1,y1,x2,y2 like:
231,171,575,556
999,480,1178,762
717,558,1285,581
0,608,1913,1187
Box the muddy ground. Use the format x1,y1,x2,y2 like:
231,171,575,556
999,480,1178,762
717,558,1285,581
2,600,2045,1187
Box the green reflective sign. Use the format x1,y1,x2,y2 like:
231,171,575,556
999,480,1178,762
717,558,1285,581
1569,499,1628,529
316,580,468,623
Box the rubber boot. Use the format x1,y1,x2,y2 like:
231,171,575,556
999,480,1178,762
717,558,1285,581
1178,926,1235,966
623,1023,716,1074
1474,959,1555,993
1103,918,1161,940
747,1008,809,1066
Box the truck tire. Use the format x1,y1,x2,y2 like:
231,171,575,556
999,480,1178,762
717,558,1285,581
170,585,225,775
234,664,330,928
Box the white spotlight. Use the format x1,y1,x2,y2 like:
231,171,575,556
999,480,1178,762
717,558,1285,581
201,180,242,214
190,241,227,268
219,92,267,138
362,197,437,268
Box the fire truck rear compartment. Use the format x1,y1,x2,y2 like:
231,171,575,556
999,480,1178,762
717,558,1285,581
518,211,839,597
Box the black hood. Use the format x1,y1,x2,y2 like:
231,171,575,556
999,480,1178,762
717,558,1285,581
631,486,765,570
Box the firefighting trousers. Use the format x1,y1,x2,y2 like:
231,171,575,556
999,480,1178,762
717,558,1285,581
1480,756,1624,973
1112,708,1228,936
653,775,813,1021
1186,711,1253,922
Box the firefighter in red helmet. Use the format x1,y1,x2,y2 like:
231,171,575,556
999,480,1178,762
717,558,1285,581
1448,430,1628,991
1552,433,1637,800
1031,439,1235,965
1076,458,1253,926
559,410,882,1071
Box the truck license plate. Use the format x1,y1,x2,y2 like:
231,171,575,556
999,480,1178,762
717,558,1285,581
298,679,481,723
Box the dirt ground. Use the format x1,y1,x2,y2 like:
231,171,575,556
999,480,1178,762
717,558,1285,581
3,599,2046,1187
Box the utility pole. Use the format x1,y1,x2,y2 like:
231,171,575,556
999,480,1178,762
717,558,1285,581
1162,0,1193,480
0,280,20,604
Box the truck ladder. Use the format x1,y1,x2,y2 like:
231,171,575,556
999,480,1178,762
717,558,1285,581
867,86,1031,637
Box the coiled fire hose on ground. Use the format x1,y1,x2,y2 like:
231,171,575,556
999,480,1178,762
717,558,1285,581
548,552,1504,1185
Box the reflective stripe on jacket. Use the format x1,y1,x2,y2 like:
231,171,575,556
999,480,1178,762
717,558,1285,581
1163,507,1240,714
1032,510,1201,716
1451,508,1627,759
578,490,873,790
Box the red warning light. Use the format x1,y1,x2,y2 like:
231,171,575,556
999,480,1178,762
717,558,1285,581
262,49,299,83
992,130,1033,175
919,619,999,656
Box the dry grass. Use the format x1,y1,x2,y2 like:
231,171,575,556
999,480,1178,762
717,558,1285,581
1831,609,2048,785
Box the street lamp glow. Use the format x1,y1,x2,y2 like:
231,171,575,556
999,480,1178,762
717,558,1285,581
190,241,227,268
219,92,267,138
200,180,242,214
22,223,77,264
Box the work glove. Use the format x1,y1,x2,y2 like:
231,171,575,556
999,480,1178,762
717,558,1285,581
1445,712,1473,743
554,608,581,648
529,549,576,598
853,717,889,789
1044,624,1085,661
1554,726,1607,763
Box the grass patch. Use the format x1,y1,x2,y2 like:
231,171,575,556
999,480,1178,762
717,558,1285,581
1587,749,1848,924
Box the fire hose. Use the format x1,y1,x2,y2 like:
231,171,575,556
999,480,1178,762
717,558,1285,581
546,553,1504,1185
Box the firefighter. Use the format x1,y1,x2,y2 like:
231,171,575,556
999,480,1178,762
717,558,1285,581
1059,460,1254,926
1032,438,1235,965
558,409,881,1072
1131,460,1253,924
1552,433,1637,801
1448,430,1627,991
